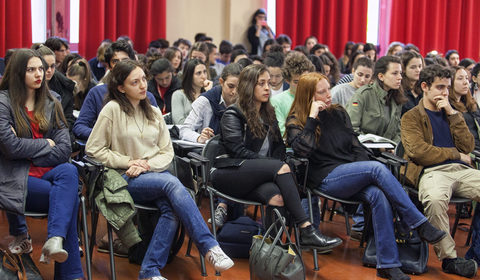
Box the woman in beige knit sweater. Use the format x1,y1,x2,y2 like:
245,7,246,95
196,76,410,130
86,60,232,280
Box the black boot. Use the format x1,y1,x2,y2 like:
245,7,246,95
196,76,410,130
416,221,446,244
377,267,410,280
299,225,342,252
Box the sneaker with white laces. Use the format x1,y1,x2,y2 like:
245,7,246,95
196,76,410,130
142,276,167,280
208,205,228,228
206,245,234,272
214,205,228,227
8,234,32,254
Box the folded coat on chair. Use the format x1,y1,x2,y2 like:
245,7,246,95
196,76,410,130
95,168,141,248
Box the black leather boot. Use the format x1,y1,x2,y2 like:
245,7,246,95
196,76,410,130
416,221,446,244
299,225,342,251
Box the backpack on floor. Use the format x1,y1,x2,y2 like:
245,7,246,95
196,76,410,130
217,216,263,258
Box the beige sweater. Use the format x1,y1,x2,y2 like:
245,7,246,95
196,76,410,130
86,100,174,172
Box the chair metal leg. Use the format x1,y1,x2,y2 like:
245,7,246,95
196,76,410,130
466,203,478,246
466,223,474,246
80,196,92,280
344,207,351,236
89,208,99,263
329,201,337,221
253,205,259,221
259,206,265,229
321,198,328,221
307,191,319,271
209,190,217,239
107,223,116,280
185,237,193,257
200,254,207,277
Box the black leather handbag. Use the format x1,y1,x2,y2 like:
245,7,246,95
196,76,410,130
362,220,429,275
249,209,305,280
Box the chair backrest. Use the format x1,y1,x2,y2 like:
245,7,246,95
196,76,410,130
201,134,226,171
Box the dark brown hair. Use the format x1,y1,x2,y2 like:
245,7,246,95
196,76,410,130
449,66,477,113
106,59,155,121
0,49,66,137
374,55,407,105
237,64,279,139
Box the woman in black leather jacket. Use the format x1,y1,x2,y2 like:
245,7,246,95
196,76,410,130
211,64,342,252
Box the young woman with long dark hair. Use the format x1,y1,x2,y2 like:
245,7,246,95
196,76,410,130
400,51,424,115
171,59,212,124
247,8,275,56
346,56,406,143
211,64,343,252
449,66,480,150
86,59,233,280
0,48,83,279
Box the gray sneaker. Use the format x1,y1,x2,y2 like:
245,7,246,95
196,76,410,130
208,205,228,228
442,257,478,278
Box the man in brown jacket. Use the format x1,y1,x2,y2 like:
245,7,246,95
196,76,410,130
401,64,480,278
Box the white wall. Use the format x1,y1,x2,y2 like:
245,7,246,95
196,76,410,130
166,0,265,49
31,0,47,43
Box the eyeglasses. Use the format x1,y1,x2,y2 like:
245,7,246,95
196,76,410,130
47,63,56,70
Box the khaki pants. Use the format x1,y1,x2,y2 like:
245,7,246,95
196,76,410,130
418,163,480,260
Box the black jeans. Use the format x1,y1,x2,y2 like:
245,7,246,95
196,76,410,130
211,158,309,225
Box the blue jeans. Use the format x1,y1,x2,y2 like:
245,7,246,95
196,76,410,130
7,163,83,280
301,196,320,229
319,161,426,268
352,204,365,231
122,171,218,279
466,203,480,263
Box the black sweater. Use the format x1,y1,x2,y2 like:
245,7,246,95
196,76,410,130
286,108,369,187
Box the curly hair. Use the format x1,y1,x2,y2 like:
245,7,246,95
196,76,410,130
283,52,315,81
237,64,279,139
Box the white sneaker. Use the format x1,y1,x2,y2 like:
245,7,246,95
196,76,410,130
206,245,234,272
8,234,32,254
141,276,167,280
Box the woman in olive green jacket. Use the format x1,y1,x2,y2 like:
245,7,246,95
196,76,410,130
346,56,406,143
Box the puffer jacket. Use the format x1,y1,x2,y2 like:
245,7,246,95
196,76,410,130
216,104,285,167
400,99,474,186
0,90,71,214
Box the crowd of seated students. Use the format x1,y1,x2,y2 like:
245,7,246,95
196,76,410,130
3,25,480,280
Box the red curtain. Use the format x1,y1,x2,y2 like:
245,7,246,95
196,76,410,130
390,0,480,61
275,0,368,58
79,0,166,59
0,0,32,58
